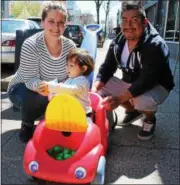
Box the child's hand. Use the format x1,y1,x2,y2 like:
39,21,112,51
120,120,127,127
39,81,49,92
37,81,49,96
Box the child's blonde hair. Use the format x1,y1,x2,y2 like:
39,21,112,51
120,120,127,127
67,48,94,76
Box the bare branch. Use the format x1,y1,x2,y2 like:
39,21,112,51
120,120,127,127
93,0,105,24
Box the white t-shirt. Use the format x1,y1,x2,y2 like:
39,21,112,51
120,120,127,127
121,41,130,68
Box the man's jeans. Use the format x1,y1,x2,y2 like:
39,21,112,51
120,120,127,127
8,83,48,127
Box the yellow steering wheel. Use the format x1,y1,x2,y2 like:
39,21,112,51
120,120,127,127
45,94,88,132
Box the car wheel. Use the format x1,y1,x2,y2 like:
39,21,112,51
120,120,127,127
91,156,106,184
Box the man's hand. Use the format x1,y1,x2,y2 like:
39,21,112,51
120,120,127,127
101,90,133,111
119,90,133,103
92,81,105,93
101,96,121,111
36,81,49,97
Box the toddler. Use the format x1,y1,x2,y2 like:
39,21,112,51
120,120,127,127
39,48,94,115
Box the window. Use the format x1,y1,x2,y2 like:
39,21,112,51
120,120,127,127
165,0,179,42
28,20,40,29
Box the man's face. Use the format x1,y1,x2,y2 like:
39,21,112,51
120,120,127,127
121,9,146,41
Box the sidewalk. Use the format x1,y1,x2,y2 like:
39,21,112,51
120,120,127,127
1,40,179,184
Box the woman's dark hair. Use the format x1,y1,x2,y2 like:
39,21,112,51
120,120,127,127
67,48,94,76
121,2,146,20
42,1,67,21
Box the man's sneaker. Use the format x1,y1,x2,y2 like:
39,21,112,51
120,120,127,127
19,122,35,143
138,118,156,140
119,110,143,126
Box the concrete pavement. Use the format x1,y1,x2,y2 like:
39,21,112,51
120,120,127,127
1,40,179,184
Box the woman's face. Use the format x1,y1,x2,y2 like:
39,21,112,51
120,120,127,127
41,9,66,39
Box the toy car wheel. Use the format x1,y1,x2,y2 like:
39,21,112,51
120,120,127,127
92,156,106,184
111,111,118,132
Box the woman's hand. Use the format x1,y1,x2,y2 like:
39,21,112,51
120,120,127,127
37,81,49,96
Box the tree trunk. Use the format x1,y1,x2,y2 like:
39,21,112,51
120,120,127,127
104,1,110,39
104,13,108,39
94,0,104,24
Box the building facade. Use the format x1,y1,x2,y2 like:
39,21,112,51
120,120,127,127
80,13,96,26
141,0,179,60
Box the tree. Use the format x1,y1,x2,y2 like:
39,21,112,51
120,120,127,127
26,1,42,17
102,0,110,39
11,1,42,18
102,1,119,38
11,1,25,18
17,5,31,19
93,0,104,24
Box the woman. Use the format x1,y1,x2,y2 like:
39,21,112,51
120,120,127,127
8,1,76,143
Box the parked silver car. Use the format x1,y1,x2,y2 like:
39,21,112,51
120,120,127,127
1,19,40,64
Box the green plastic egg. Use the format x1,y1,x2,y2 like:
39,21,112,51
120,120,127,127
53,145,63,153
63,153,71,159
63,148,71,154
56,153,64,160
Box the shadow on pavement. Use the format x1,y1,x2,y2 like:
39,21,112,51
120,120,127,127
1,92,22,120
1,107,21,120
1,93,9,99
106,124,155,183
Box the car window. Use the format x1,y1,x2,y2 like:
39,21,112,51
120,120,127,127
28,21,35,29
2,20,28,33
28,18,41,27
80,26,85,35
28,20,40,29
68,25,80,33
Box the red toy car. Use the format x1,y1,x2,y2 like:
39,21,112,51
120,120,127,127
23,92,111,184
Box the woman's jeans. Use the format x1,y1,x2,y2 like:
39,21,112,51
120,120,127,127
8,83,48,127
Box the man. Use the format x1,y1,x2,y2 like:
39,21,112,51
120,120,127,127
92,3,174,140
